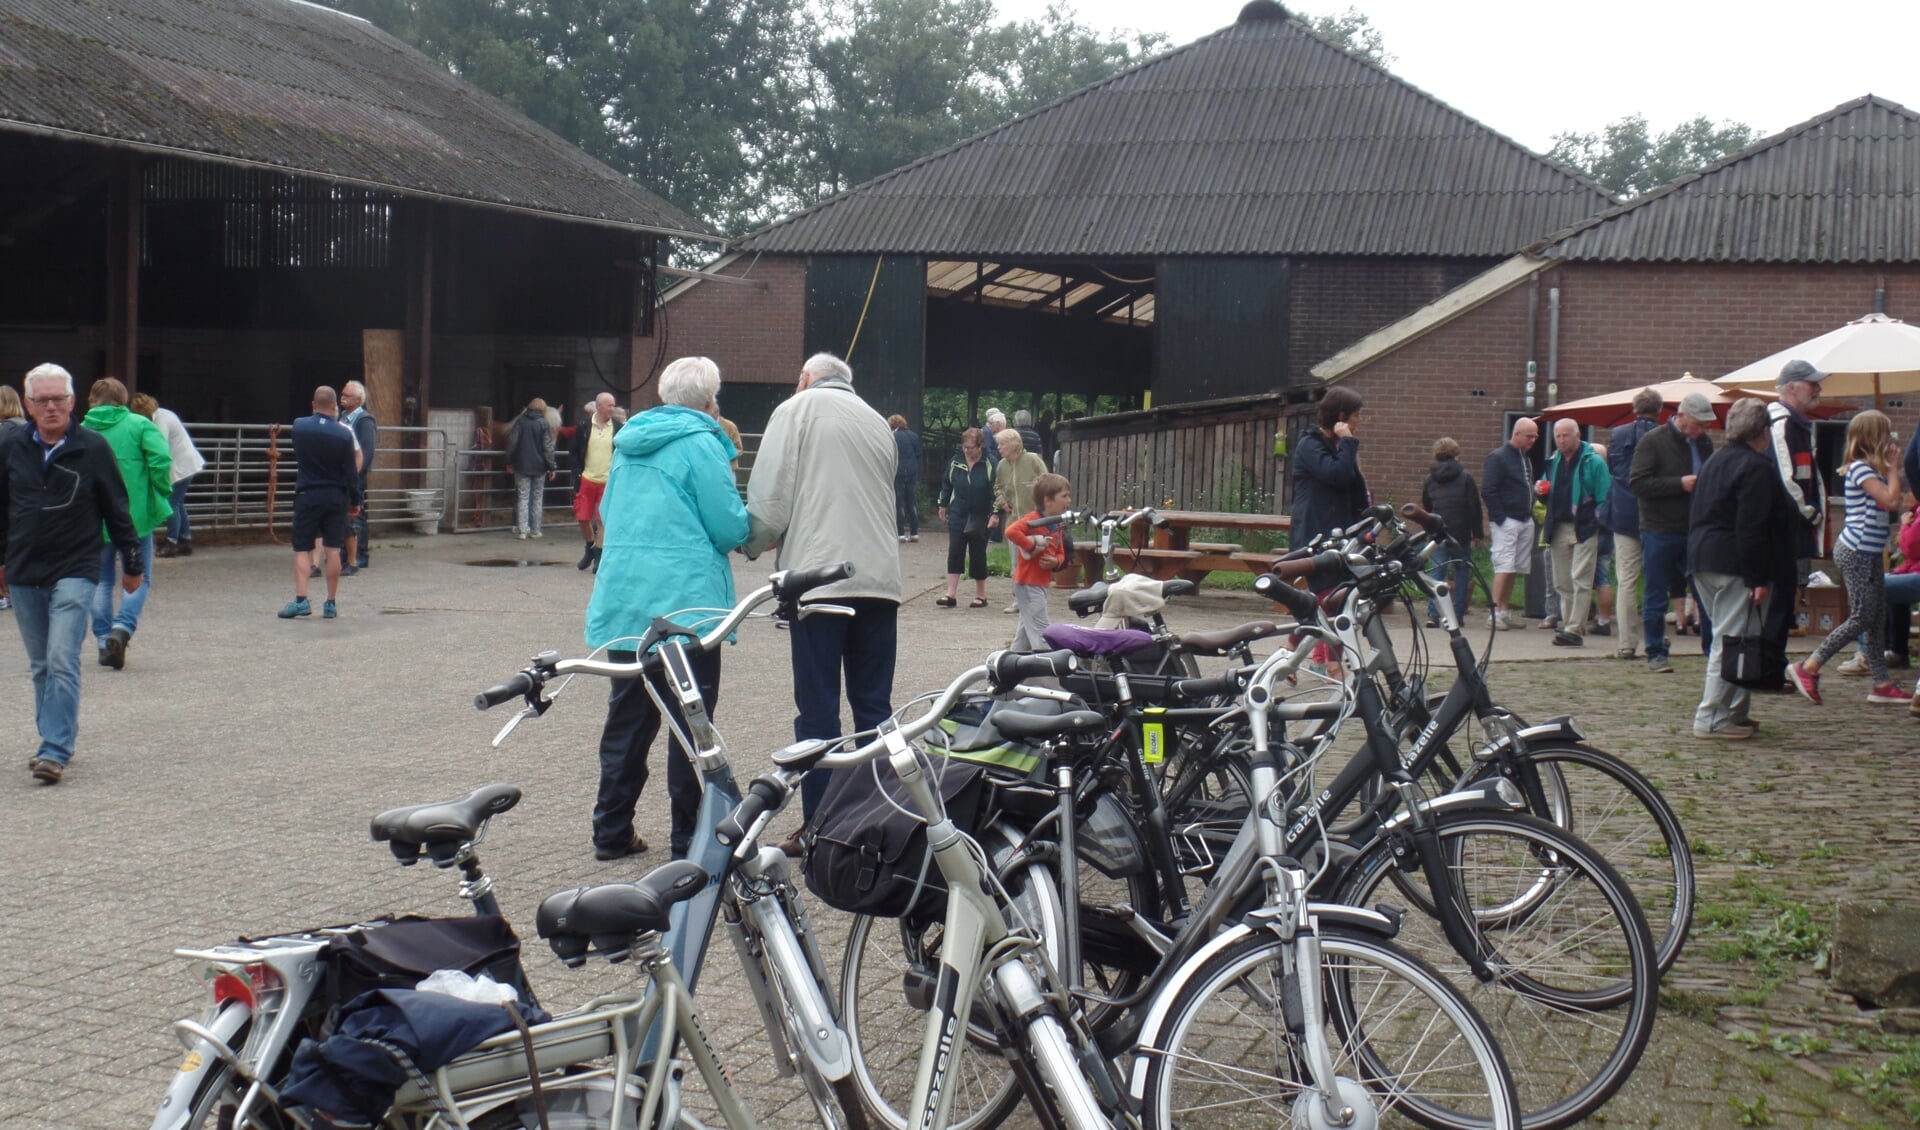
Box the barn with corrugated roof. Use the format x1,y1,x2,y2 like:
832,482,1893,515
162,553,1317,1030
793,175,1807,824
661,0,1614,508
1313,94,1920,509
0,0,716,428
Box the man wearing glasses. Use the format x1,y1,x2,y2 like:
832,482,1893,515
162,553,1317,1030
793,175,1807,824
0,363,143,785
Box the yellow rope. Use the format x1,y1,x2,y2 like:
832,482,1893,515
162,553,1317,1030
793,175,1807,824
844,256,885,362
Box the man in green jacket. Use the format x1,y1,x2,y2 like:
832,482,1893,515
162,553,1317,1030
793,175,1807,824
81,377,171,670
1540,418,1609,648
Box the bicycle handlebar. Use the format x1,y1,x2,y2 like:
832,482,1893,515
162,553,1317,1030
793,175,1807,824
1398,503,1452,542
1253,573,1323,621
771,561,855,602
987,648,1077,689
474,672,537,711
716,773,789,848
777,663,992,773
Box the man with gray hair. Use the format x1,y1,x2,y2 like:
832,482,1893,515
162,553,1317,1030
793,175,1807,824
745,352,901,834
0,363,143,784
1629,391,1717,673
339,380,377,571
1761,359,1828,686
1013,409,1044,463
1685,397,1792,738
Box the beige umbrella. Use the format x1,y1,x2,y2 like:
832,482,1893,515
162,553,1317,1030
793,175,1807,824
1716,313,1920,406
1543,373,1771,429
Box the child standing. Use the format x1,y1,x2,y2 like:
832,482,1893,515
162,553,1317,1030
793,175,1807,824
1003,473,1074,652
1789,410,1906,705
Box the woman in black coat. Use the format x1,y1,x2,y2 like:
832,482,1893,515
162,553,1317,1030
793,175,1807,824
1290,387,1369,550
935,428,995,608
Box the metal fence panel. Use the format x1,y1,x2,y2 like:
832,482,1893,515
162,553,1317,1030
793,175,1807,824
181,423,453,533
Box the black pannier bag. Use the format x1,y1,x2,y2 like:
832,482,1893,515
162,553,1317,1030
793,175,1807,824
321,915,529,1027
804,756,986,919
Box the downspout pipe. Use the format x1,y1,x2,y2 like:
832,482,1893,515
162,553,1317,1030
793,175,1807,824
1546,286,1561,407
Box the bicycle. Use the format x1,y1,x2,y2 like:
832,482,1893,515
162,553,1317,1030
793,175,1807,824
153,563,872,1130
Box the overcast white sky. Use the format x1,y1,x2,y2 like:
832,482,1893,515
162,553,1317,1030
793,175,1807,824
995,0,1920,153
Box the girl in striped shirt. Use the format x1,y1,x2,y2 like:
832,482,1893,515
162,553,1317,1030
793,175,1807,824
1789,410,1906,704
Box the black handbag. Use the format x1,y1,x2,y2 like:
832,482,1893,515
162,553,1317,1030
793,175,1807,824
1719,604,1773,687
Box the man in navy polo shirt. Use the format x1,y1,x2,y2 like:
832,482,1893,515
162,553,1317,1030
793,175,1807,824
279,386,361,620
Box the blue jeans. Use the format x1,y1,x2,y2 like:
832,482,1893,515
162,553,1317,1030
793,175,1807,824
1427,544,1471,621
792,598,898,820
12,577,94,766
93,534,154,642
1640,531,1707,661
166,473,195,543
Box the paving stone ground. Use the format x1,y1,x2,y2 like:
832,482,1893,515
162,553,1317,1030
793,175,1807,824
1,532,1916,1128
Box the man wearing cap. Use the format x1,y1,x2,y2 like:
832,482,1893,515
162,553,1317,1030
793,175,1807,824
1762,360,1828,684
1630,391,1718,673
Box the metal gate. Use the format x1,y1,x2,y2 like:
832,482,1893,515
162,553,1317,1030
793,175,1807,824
181,423,453,534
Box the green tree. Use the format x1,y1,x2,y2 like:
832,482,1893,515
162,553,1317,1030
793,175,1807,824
1304,6,1391,65
797,0,1163,200
1548,114,1759,198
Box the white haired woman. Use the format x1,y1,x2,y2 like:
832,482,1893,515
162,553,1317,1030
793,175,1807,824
583,356,748,860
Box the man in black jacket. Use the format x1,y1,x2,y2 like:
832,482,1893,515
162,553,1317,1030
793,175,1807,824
1629,391,1716,673
1686,398,1793,739
1480,417,1537,630
0,363,142,785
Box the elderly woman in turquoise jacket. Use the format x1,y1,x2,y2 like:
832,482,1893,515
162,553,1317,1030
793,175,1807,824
584,356,749,862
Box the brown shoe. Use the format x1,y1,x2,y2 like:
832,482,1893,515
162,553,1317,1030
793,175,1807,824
29,758,62,784
777,827,808,858
593,832,650,861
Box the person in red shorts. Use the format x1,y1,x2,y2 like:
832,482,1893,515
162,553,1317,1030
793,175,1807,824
568,392,623,571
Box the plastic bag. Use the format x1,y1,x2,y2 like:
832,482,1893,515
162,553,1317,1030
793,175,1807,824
416,968,520,1005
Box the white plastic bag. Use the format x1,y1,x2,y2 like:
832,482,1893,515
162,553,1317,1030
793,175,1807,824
416,968,520,1005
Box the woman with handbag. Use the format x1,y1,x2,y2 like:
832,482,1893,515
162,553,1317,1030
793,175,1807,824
1685,398,1794,739
935,428,995,608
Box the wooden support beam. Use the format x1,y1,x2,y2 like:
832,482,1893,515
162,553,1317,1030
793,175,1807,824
104,152,141,388
402,201,435,425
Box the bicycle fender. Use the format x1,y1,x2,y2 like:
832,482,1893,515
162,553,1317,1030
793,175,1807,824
1376,779,1524,834
1126,923,1261,1101
1306,902,1400,939
1480,715,1586,757
148,1002,250,1130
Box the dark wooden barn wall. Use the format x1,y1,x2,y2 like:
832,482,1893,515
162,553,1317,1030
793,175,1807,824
803,255,926,426
1058,397,1288,515
1153,257,1291,404
925,300,1151,400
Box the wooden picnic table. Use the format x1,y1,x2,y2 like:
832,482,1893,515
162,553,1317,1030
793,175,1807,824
1065,508,1291,586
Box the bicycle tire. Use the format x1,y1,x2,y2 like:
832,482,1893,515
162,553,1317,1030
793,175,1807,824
1140,926,1521,1130
1333,811,1658,1130
1455,742,1694,976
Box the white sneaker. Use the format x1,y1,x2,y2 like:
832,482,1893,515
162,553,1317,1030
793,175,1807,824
1004,603,1018,614
531,531,543,539
516,531,528,540
1492,611,1512,631
1835,653,1870,676
898,535,909,543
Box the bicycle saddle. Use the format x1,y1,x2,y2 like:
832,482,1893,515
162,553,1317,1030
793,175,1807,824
370,784,522,852
536,859,710,966
1043,624,1156,656
989,709,1108,741
1068,583,1109,618
1178,620,1282,657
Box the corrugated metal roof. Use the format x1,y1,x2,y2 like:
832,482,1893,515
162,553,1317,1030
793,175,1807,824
1539,96,1920,263
0,0,717,239
738,6,1614,258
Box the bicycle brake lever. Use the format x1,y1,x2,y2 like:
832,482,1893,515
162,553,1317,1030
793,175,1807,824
491,704,537,748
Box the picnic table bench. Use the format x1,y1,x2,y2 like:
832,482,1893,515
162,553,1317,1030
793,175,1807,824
1065,509,1291,586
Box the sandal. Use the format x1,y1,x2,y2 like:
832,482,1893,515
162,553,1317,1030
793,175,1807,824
968,597,989,608
935,596,957,608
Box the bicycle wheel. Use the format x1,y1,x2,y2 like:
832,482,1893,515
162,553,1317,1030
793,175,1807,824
1140,926,1520,1130
1457,743,1693,975
840,911,1026,1130
1334,812,1657,1130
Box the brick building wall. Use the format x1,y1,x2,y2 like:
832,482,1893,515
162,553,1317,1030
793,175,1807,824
1286,257,1497,386
1333,261,1920,519
643,255,807,391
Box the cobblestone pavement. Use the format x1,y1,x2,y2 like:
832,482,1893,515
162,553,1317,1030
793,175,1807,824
1,533,1915,1128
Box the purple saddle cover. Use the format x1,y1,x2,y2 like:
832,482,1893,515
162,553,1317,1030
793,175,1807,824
1044,624,1157,656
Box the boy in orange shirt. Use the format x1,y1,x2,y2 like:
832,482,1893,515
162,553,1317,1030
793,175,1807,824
1003,472,1074,652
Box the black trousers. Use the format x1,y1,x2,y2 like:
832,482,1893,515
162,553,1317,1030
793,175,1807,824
946,526,988,579
592,646,721,858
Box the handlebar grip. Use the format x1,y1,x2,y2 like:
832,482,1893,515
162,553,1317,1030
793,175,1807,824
771,561,855,602
988,648,1078,689
1253,574,1323,621
474,672,536,711
716,775,789,848
1399,503,1452,542
1268,549,1347,582
1172,671,1245,700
